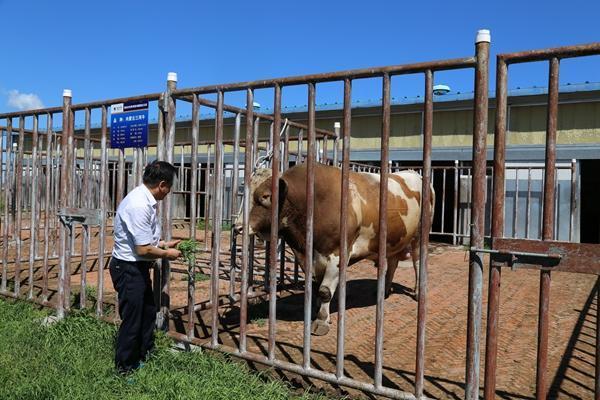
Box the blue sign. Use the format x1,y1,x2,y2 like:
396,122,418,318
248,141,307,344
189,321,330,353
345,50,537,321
110,100,149,148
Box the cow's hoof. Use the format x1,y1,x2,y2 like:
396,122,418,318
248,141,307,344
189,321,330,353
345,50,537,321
318,286,332,302
311,319,330,336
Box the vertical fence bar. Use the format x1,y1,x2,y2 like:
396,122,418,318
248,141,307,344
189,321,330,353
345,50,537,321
268,84,282,361
188,94,199,339
569,159,576,242
297,129,304,165
28,115,40,299
513,169,519,238
80,107,91,308
303,82,316,370
374,73,391,389
526,168,532,239
42,114,56,303
239,88,254,353
484,55,507,400
596,276,600,400
0,127,3,246
415,68,435,397
283,125,290,170
229,112,241,300
536,56,559,400
1,118,13,293
466,29,490,400
58,90,73,317
97,106,108,316
336,79,352,379
14,116,25,295
211,90,225,347
159,72,177,330
453,160,459,245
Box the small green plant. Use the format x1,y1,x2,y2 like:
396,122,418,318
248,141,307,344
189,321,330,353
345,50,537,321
197,217,232,231
251,318,267,327
177,239,201,265
194,272,210,282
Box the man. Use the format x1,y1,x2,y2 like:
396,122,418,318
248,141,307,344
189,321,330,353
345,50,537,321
110,160,181,374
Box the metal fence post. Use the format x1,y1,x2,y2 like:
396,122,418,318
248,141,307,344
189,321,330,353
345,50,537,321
466,29,490,400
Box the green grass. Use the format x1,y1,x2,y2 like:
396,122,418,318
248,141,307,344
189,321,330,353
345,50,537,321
0,299,329,400
196,217,232,232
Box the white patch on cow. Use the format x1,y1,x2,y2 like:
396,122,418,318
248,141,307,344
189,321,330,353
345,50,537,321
349,181,367,224
350,223,376,259
281,216,288,227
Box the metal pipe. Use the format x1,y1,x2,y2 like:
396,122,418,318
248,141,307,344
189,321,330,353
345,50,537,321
453,160,459,245
42,114,53,302
466,31,490,400
526,168,532,239
27,115,40,299
536,56,560,400
484,55,507,400
513,169,519,238
188,95,200,339
210,90,225,347
80,108,91,308
569,159,576,242
374,73,391,389
336,79,352,379
415,69,434,398
239,89,254,353
297,129,304,164
268,84,282,361
97,106,108,316
303,82,316,370
229,113,241,301
14,116,25,296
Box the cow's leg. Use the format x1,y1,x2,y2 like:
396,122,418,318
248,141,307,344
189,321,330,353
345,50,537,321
311,256,339,336
411,236,420,296
384,255,401,298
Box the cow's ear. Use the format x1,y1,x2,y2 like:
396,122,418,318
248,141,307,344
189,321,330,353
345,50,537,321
278,177,288,207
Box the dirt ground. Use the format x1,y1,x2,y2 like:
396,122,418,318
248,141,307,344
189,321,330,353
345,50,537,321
1,225,597,399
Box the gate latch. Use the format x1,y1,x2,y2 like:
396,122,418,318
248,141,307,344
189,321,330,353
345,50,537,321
58,207,102,227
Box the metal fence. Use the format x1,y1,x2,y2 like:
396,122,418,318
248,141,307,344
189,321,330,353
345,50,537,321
0,31,599,400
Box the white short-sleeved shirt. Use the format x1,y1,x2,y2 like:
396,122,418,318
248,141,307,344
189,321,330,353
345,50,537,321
112,184,161,262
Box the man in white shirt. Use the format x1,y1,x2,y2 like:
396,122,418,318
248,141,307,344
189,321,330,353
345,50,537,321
110,160,181,374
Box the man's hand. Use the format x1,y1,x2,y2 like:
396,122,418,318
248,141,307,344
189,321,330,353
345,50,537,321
165,248,181,260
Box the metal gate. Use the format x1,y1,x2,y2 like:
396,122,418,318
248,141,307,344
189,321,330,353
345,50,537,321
475,43,600,400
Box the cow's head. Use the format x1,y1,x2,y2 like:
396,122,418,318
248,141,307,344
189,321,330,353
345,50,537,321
233,168,287,240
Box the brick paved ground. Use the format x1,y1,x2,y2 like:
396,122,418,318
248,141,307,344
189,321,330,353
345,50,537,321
168,243,597,399
3,230,597,399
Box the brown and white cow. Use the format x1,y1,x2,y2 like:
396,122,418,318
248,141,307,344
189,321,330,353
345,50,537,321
234,162,434,335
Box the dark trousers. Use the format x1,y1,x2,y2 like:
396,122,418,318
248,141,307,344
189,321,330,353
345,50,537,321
109,257,156,373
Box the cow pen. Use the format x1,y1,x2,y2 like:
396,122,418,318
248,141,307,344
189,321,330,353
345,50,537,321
1,31,600,399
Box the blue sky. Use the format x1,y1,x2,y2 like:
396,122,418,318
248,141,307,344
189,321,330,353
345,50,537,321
0,0,599,116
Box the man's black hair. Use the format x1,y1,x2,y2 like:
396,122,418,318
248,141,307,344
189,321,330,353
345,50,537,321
143,161,178,187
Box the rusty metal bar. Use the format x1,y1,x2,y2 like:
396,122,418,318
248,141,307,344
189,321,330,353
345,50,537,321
27,115,39,299
188,94,200,339
453,160,459,245
536,57,559,400
415,69,434,397
374,73,391,389
303,82,316,370
336,78,352,379
173,57,476,97
211,90,225,347
268,84,282,361
569,159,576,242
58,90,73,317
253,117,260,167
14,116,25,296
96,106,108,316
484,55,507,400
441,168,446,233
466,30,490,400
80,108,91,308
513,168,519,238
283,125,290,169
526,168,532,239
159,73,177,330
42,114,52,302
204,145,211,251
1,119,12,292
0,127,3,249
499,42,600,64
229,112,241,301
239,89,254,353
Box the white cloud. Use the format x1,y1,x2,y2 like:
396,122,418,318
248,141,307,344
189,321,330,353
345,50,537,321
7,90,44,111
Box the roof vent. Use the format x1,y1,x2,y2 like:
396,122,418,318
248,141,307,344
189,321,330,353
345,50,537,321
433,84,451,95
